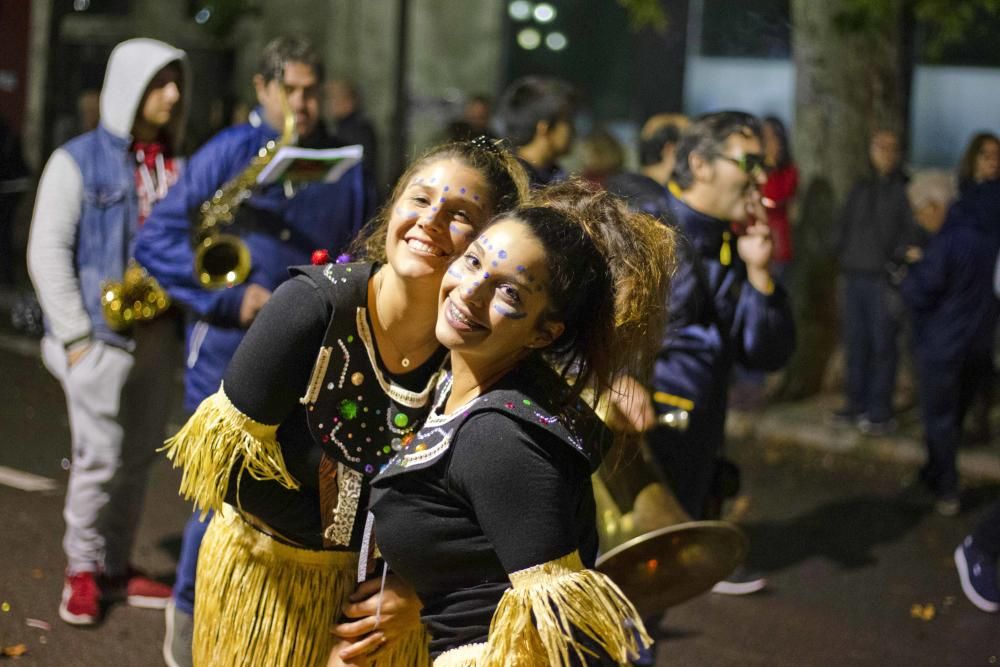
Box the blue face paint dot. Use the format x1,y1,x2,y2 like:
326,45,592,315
431,207,438,212
439,197,446,203
492,260,498,267
483,272,490,278
473,281,480,287
460,187,466,194
498,250,508,259
516,265,526,272
443,186,450,192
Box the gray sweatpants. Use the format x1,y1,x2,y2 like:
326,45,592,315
41,317,178,576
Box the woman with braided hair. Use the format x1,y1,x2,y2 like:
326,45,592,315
369,180,677,665
162,138,527,666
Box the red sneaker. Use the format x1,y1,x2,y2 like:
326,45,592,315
102,567,172,610
59,571,101,625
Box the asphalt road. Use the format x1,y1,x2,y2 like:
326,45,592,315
0,343,998,666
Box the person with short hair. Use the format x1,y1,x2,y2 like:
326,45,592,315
647,111,796,595
26,37,188,626
605,112,689,220
494,76,576,187
901,170,1000,515
831,129,921,435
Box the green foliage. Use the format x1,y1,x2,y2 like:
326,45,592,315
834,0,1000,53
913,0,1000,59
617,0,669,32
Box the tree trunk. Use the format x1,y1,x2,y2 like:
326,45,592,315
782,0,906,398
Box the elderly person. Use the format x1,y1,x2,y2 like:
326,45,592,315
900,170,1000,516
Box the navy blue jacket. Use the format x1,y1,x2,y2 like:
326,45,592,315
135,112,371,411
901,181,1000,364
654,194,795,434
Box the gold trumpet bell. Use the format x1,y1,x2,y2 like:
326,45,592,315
194,233,251,289
593,440,748,616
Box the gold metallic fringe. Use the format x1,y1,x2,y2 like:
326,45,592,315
194,506,431,667
477,551,651,666
160,384,298,517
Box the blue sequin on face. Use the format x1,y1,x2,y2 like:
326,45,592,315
492,260,498,267
439,197,446,203
444,186,450,192
498,250,508,259
460,187,466,194
483,272,490,278
516,265,526,272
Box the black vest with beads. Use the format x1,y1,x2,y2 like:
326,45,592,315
292,262,446,548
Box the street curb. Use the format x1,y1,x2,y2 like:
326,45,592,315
728,408,1000,482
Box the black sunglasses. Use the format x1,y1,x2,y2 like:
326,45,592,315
716,153,765,175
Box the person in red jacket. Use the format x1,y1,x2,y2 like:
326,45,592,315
760,116,798,281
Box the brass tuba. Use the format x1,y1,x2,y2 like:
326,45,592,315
193,87,296,289
100,260,170,332
593,404,747,616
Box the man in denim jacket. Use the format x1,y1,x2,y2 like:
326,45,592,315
27,38,189,626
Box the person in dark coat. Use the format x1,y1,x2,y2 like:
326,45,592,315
901,172,1000,515
605,113,689,221
832,129,922,434
647,111,796,595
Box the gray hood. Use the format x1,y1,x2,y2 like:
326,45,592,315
99,38,189,151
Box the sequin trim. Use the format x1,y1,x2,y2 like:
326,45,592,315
355,308,440,408
299,346,331,405
324,464,363,546
329,423,360,463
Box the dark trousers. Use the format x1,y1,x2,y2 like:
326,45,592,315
918,352,991,496
842,273,901,422
645,409,723,520
972,501,1000,557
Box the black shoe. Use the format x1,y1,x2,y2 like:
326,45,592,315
711,566,767,595
827,407,861,427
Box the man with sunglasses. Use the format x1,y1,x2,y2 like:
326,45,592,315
643,111,795,596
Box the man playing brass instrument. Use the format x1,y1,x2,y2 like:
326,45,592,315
27,38,189,626
134,35,373,667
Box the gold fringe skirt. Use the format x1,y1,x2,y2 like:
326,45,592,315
194,506,430,667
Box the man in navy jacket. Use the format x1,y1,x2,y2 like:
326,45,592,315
901,173,1000,515
648,111,795,594
134,36,372,667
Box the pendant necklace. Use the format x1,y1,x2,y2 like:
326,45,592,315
373,272,436,369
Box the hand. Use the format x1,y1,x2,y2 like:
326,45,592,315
66,343,93,368
607,375,655,433
332,574,423,662
326,638,377,667
239,284,272,327
737,220,774,269
904,245,923,264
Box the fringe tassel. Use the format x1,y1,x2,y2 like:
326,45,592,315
194,507,431,667
160,384,297,516
479,551,651,667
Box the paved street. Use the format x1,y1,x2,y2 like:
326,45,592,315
0,342,998,666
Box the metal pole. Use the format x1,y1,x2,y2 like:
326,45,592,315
390,0,411,182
